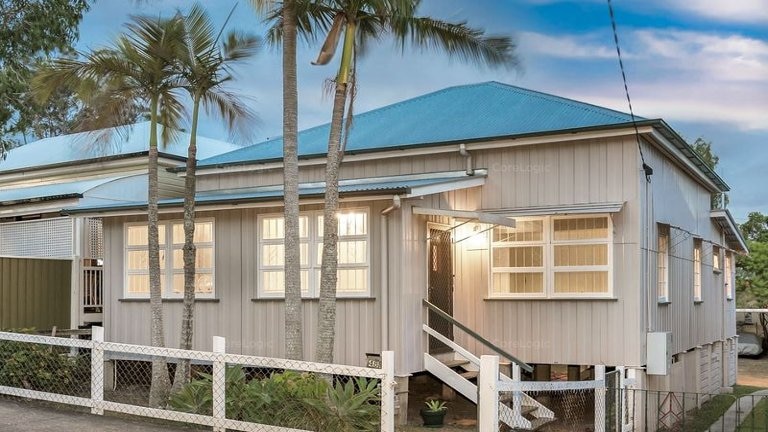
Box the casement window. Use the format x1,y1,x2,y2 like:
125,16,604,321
490,215,612,298
712,245,722,272
257,208,370,298
693,239,702,302
124,220,215,299
657,225,670,302
724,251,733,300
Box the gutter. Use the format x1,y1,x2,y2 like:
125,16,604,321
380,195,402,351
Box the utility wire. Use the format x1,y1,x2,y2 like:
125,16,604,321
607,0,652,182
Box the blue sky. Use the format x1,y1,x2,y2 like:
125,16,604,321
76,0,767,221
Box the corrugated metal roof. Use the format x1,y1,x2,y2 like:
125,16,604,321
65,171,484,214
198,81,640,167
0,176,128,205
0,121,239,173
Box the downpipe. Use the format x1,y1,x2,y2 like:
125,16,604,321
459,143,475,176
380,195,402,351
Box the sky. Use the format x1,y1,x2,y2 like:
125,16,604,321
75,0,768,221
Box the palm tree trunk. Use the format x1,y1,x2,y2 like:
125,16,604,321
316,22,355,365
148,95,171,407
172,95,200,392
316,83,348,364
282,0,303,361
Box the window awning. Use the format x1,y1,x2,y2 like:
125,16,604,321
412,207,516,228
711,209,749,254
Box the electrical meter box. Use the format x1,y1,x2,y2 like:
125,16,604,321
647,332,672,375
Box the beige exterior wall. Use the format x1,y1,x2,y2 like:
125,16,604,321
103,201,387,366
103,131,736,378
640,141,737,362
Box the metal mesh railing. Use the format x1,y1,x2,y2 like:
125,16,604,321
0,329,396,432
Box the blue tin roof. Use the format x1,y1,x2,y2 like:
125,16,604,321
0,176,127,205
0,121,239,173
198,81,640,168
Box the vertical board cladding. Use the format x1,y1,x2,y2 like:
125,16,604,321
0,257,71,330
641,140,735,360
393,136,646,370
103,201,386,367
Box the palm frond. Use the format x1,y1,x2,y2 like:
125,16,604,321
388,15,519,69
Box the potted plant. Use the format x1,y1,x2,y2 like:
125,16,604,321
420,399,448,427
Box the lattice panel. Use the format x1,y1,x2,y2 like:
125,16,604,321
0,217,74,258
86,218,104,260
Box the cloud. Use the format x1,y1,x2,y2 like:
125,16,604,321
516,29,768,131
517,31,620,59
655,0,768,24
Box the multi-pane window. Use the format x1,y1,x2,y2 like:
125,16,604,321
490,215,611,298
257,209,370,298
124,220,215,299
693,239,702,302
725,251,733,300
713,246,721,272
657,225,670,302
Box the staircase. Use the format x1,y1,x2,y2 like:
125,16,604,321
422,301,556,430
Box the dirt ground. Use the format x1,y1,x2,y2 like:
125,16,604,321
738,355,768,388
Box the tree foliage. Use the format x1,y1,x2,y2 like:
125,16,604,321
0,0,90,156
691,137,728,209
737,212,768,308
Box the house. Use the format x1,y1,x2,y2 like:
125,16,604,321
66,82,747,425
0,122,237,329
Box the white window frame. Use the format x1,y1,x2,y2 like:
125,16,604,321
693,238,703,303
489,217,547,299
657,224,670,303
489,214,613,299
123,219,216,299
712,245,722,273
724,251,733,301
256,208,371,299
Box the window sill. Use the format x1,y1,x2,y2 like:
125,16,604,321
658,299,672,305
119,298,220,303
694,300,703,304
727,297,734,302
251,297,376,302
484,296,618,301
713,269,722,275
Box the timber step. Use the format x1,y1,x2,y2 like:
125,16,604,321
441,359,470,368
459,370,478,380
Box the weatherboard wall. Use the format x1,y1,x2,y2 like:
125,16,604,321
102,202,386,366
640,140,737,360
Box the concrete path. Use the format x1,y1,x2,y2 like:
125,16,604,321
708,389,768,432
0,398,204,432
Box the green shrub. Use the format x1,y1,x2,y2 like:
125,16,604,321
169,366,381,431
0,339,89,394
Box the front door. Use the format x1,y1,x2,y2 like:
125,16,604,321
428,225,454,354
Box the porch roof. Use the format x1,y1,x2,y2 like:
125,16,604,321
0,176,130,206
63,170,487,215
711,208,749,254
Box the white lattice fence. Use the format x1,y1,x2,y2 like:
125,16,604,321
0,217,74,258
0,329,396,432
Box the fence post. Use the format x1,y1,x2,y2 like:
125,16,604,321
90,326,104,416
380,351,395,432
212,336,226,432
595,365,606,432
478,355,499,432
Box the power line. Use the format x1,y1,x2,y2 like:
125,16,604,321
607,0,652,182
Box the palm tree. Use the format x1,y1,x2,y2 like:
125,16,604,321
171,4,259,391
266,0,518,363
33,15,188,407
251,0,313,361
